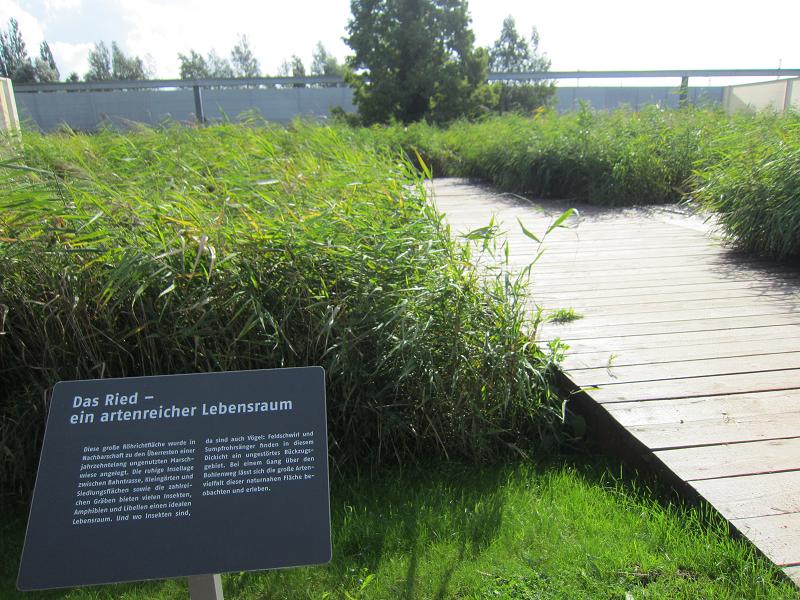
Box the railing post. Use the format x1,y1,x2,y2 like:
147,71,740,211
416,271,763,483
679,75,689,108
193,85,205,124
188,574,223,600
0,77,20,132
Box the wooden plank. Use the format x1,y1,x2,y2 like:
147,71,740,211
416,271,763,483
654,438,800,481
511,246,718,262
532,272,800,295
534,279,796,301
528,261,800,283
570,353,800,387
589,369,800,404
546,295,800,319
691,471,800,520
601,392,800,448
605,390,800,426
732,513,800,566
563,340,800,370
523,256,724,272
557,305,798,330
784,566,800,585
560,325,800,354
535,290,796,312
515,238,712,253
540,314,800,342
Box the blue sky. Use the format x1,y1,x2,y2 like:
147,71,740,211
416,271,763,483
1,0,799,84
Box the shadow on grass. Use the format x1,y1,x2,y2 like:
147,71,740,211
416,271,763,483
2,450,791,599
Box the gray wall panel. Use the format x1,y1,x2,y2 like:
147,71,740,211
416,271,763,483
16,85,722,131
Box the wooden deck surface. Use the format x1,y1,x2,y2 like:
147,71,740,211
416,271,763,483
431,178,800,584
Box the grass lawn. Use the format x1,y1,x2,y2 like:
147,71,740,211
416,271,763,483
2,456,796,599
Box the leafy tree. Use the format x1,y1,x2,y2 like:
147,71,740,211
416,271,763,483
65,71,80,83
230,34,259,77
310,42,343,77
111,42,146,80
290,55,306,78
34,41,59,82
345,0,488,124
178,49,209,79
84,42,111,81
0,18,36,83
291,55,305,87
277,55,307,87
207,50,234,78
487,16,554,113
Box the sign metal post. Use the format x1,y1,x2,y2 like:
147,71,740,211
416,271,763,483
188,574,223,600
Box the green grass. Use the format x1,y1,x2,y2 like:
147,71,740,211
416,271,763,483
546,307,583,324
359,106,725,206
690,110,800,259
2,458,796,599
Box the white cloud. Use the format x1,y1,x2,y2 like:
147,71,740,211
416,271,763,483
44,0,81,11
49,40,92,77
118,0,352,77
0,0,45,48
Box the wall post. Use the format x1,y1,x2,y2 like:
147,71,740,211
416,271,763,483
193,85,205,124
0,77,21,131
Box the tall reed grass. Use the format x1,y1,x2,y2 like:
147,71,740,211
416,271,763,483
361,106,726,205
691,111,800,259
0,120,564,497
360,107,800,258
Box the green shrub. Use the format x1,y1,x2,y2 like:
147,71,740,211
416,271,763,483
691,111,800,259
363,107,800,259
0,120,564,497
365,106,727,206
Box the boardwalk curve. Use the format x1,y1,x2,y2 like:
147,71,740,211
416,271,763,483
431,178,800,586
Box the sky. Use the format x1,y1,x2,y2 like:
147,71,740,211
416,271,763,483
1,0,799,85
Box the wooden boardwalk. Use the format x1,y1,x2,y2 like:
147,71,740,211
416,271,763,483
431,178,800,585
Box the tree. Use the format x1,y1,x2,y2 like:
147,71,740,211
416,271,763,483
207,50,234,78
178,49,209,79
489,16,550,73
487,16,554,113
34,41,59,82
277,55,306,87
345,0,488,124
0,18,36,83
65,71,80,83
84,42,111,81
111,42,146,80
230,35,259,77
311,42,343,77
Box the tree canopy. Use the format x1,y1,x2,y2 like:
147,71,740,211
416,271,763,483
0,18,36,83
487,16,554,113
230,35,260,77
345,0,488,124
36,41,59,82
488,16,550,73
84,41,147,81
311,42,344,77
178,50,209,79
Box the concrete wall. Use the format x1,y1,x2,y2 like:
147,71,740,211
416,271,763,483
16,86,356,131
1,77,20,131
15,84,724,131
555,86,724,111
723,77,799,113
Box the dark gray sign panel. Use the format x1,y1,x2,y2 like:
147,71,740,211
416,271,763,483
18,367,331,590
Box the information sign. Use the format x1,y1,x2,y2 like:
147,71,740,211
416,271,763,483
18,367,331,590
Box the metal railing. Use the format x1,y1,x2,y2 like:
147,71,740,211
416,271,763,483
14,69,800,93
